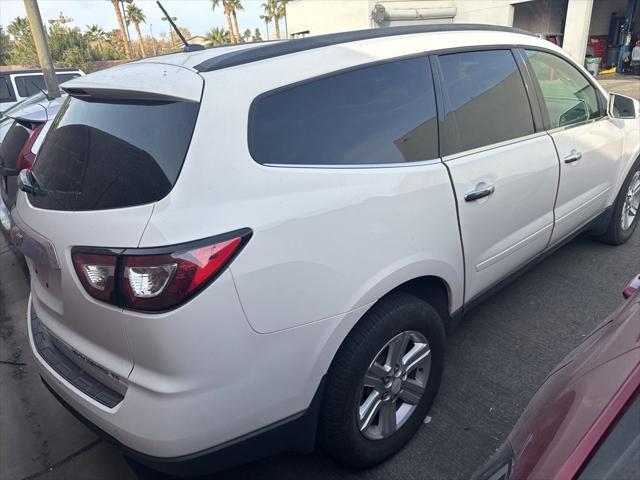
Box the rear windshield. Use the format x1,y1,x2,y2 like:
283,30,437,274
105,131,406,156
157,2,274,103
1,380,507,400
30,96,199,211
0,121,30,171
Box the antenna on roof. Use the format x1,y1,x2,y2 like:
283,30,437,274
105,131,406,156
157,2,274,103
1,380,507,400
156,0,204,52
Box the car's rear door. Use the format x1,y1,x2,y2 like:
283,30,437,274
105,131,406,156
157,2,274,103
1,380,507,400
522,49,624,244
434,48,560,302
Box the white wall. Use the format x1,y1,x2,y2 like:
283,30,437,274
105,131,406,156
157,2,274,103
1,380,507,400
286,0,537,36
563,0,594,63
287,0,372,36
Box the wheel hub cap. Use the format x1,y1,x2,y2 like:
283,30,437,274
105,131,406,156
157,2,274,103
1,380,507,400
357,330,431,440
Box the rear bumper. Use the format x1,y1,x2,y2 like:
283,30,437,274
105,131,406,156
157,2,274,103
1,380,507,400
40,374,326,477
27,285,350,472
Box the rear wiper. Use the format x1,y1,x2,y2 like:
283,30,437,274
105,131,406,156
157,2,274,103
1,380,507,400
17,169,45,196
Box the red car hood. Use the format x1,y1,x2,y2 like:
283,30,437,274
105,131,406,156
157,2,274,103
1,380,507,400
509,293,640,480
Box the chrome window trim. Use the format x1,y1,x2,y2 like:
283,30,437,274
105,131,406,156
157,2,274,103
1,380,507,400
262,158,442,169
442,131,547,162
546,115,608,135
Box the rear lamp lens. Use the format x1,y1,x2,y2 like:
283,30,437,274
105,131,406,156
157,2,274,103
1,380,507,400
623,274,640,299
72,231,250,312
72,253,117,303
125,263,177,298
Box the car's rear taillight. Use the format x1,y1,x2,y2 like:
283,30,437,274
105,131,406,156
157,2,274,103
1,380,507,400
71,229,251,312
72,253,118,303
623,274,640,299
16,123,45,172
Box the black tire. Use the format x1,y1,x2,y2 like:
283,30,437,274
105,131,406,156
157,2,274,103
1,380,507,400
595,158,640,245
318,292,446,468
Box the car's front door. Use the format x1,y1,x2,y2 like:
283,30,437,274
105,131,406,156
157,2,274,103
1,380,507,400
524,49,625,244
435,49,560,302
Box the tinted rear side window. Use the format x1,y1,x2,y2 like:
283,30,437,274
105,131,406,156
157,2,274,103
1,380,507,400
0,76,16,102
15,73,80,97
250,56,438,166
30,97,199,211
437,50,535,156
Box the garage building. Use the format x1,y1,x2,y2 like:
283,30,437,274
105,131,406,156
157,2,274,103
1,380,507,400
286,0,640,69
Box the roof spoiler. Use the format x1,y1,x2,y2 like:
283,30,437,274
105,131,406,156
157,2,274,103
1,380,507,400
62,87,196,103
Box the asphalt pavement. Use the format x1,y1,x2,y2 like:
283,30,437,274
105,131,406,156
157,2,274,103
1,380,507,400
2,219,639,480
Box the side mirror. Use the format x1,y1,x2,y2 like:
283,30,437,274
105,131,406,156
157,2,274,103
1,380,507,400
608,93,640,119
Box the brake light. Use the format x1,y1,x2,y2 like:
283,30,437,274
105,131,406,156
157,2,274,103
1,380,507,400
16,123,45,172
623,274,640,299
71,230,251,312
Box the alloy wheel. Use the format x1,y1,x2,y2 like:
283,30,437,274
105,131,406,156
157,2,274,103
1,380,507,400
621,170,640,231
357,330,431,440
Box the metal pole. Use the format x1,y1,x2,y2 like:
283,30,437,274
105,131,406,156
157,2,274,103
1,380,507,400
23,0,60,98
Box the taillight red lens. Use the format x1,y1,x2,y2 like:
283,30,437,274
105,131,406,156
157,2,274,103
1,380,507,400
71,230,250,312
16,123,45,172
623,274,640,299
121,237,243,311
72,253,118,303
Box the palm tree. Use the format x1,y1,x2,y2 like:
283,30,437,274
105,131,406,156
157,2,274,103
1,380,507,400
230,0,244,43
276,0,289,39
204,27,230,46
211,0,236,43
242,28,252,43
125,2,146,57
86,24,107,50
260,0,280,40
109,0,132,58
261,1,280,40
253,28,263,42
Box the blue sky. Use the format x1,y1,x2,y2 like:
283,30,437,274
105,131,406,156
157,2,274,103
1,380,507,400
0,0,274,39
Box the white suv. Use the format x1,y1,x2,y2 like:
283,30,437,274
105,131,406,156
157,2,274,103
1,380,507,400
12,25,640,476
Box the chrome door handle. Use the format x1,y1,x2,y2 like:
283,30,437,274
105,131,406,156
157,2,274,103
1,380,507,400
465,185,495,202
564,150,582,164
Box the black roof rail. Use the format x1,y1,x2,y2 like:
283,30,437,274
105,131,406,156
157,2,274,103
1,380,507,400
194,24,534,73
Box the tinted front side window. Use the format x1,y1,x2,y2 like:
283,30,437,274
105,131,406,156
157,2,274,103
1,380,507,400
15,73,80,97
30,97,199,211
438,50,535,156
250,57,438,166
526,50,601,128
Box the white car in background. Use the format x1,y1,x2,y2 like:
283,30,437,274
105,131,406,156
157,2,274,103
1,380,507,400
0,68,82,114
9,25,640,476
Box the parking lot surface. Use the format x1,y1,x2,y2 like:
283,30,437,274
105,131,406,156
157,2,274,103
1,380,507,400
1,76,639,480
2,224,638,480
